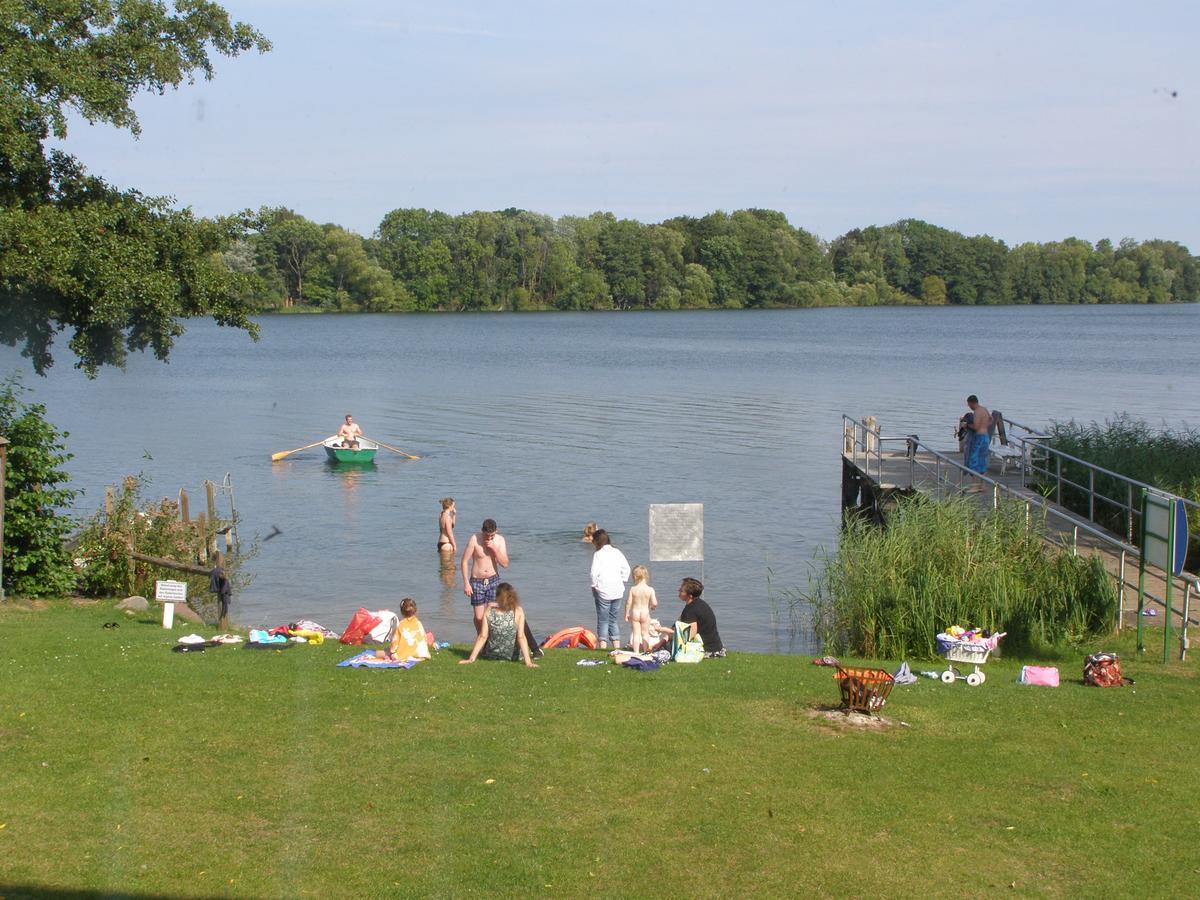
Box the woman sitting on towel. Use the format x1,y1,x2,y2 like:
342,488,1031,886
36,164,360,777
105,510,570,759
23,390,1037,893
460,582,539,668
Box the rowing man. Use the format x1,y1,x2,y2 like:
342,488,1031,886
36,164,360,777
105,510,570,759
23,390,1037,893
461,519,509,633
337,413,363,449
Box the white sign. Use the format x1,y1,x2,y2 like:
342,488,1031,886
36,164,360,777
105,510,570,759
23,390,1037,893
649,503,704,561
155,580,188,603
1143,492,1172,573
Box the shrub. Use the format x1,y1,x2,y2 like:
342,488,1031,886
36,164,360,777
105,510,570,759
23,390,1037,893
73,474,251,622
809,495,1118,659
0,380,77,597
1044,416,1200,570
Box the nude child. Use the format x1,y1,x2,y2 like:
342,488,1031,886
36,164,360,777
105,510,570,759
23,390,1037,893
624,565,658,653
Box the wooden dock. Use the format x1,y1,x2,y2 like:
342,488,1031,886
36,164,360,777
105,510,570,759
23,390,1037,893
840,424,1199,647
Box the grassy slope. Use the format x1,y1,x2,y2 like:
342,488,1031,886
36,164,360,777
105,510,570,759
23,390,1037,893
2,601,1198,899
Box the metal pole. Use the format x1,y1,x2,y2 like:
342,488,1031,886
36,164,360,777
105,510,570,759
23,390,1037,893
1088,469,1095,522
1126,482,1134,544
1181,580,1191,661
1056,455,1062,505
1117,551,1126,633
1164,500,1175,664
0,437,7,603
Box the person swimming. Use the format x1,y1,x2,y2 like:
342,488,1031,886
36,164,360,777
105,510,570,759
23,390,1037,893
581,521,597,543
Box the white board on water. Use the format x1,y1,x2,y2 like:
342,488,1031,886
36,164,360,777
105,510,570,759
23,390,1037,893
649,503,704,561
155,579,188,603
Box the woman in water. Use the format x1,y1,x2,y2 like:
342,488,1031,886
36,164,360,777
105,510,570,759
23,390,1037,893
438,497,457,555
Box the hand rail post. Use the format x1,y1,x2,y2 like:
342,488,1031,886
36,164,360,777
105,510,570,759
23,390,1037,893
1126,482,1134,544
1088,468,1095,522
1117,550,1126,632
1056,455,1062,505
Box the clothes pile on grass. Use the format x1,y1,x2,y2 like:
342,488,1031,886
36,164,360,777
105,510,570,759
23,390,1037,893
336,607,435,669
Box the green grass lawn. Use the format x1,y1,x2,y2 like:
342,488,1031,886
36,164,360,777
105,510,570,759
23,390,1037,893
2,600,1198,898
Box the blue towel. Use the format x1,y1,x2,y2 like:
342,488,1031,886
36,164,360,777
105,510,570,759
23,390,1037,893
966,432,990,474
337,651,418,669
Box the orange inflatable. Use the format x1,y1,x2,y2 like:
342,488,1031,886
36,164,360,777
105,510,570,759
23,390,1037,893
541,626,599,650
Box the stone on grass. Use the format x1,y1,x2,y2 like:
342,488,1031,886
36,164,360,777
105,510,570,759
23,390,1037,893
117,596,149,612
172,604,204,625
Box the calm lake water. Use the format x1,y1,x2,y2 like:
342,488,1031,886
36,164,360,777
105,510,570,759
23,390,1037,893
3,305,1196,652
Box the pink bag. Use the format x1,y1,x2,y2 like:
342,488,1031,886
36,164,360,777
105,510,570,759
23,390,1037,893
1019,665,1060,687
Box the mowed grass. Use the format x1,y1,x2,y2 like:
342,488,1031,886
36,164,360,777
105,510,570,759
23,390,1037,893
2,601,1199,898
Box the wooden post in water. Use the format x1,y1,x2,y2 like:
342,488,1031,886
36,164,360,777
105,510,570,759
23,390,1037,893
213,549,229,631
105,486,114,517
179,488,190,524
196,512,207,561
205,480,217,523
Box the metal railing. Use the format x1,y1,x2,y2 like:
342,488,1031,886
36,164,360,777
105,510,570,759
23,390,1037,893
1005,416,1200,546
841,414,1199,641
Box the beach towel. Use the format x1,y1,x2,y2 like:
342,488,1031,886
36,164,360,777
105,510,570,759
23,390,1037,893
966,431,990,474
670,621,704,663
337,651,419,669
621,657,661,671
892,661,918,685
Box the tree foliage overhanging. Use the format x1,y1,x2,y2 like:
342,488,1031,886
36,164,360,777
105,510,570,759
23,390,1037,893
0,0,270,375
2,4,1197,379
237,207,1200,314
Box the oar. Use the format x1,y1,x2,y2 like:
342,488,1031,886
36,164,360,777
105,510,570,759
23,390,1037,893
271,438,329,462
363,436,421,460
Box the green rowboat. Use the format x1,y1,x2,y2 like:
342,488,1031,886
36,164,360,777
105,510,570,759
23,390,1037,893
323,436,378,464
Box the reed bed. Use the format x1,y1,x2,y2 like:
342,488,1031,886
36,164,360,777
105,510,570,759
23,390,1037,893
1044,415,1200,570
810,496,1117,659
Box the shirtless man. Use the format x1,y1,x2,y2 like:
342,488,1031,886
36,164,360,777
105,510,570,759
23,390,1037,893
461,518,509,633
337,414,363,448
962,394,992,490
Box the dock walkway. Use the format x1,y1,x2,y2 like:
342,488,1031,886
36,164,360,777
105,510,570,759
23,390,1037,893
839,415,1199,653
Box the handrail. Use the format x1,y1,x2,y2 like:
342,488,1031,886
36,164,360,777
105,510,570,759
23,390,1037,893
840,414,1199,632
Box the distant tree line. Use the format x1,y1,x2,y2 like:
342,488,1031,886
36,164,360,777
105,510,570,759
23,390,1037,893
227,207,1200,313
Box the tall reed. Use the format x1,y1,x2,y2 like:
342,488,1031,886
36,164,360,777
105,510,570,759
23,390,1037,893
1044,416,1200,569
809,495,1117,659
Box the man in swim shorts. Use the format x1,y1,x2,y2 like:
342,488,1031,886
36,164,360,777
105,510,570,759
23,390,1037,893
461,518,509,633
337,413,363,448
963,394,992,490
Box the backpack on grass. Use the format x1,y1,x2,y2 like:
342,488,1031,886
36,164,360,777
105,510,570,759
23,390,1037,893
1083,652,1131,687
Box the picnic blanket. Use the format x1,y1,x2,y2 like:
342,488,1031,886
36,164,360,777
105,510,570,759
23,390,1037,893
337,651,420,669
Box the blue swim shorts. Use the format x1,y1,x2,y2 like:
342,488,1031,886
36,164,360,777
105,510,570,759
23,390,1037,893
470,575,499,607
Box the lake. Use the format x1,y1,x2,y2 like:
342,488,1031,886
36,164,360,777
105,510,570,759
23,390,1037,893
3,304,1196,652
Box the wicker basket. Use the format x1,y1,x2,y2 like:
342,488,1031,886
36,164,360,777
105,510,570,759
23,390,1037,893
834,666,895,714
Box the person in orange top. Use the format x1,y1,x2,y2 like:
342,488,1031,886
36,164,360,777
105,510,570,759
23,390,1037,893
381,597,430,662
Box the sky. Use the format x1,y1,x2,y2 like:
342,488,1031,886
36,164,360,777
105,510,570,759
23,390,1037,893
56,0,1199,247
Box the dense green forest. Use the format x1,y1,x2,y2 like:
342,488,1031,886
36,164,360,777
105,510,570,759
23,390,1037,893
230,207,1200,313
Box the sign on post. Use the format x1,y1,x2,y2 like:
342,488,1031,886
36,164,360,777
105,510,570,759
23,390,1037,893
1138,491,1189,662
154,579,188,629
649,503,704,562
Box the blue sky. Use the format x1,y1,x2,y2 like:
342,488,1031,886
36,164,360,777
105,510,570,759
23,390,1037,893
58,0,1198,246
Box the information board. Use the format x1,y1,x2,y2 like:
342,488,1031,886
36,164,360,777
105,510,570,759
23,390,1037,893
649,503,703,561
155,579,188,603
1142,492,1174,573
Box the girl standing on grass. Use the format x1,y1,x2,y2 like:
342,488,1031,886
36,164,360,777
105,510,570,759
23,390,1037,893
624,565,658,653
